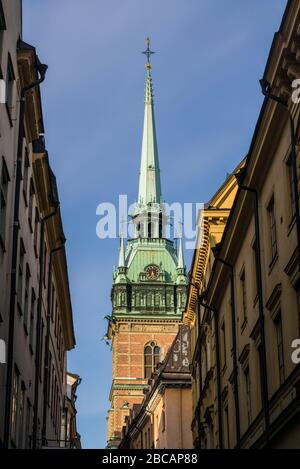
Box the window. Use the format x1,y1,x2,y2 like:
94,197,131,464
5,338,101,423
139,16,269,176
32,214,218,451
208,420,214,449
55,303,59,337
18,383,25,448
244,366,252,425
51,366,55,418
23,149,30,204
267,196,277,261
51,286,55,322
0,1,6,63
40,320,44,379
28,178,34,231
29,289,36,352
17,240,25,312
48,352,52,407
23,264,30,332
11,366,20,443
252,239,258,300
274,313,285,385
43,242,47,287
223,405,230,448
201,343,208,387
144,342,160,379
162,407,166,432
0,157,9,248
239,268,247,325
155,292,160,307
6,54,15,122
220,321,226,370
287,157,297,219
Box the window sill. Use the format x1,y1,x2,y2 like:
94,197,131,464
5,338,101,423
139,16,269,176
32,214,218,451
5,103,13,127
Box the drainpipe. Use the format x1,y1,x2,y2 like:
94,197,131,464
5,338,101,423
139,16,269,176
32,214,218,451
41,236,66,446
32,202,59,449
235,169,270,443
211,251,241,448
260,79,300,280
198,295,223,450
3,57,48,449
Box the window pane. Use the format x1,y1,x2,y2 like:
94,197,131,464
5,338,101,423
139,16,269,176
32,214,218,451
145,355,152,366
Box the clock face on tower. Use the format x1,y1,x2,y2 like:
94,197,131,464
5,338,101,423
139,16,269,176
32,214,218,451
145,265,160,280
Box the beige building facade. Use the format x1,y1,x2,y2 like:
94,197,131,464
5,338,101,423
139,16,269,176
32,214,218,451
0,0,78,448
120,325,193,449
183,164,241,448
185,0,300,449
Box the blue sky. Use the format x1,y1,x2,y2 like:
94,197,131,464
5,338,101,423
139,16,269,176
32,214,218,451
23,0,287,448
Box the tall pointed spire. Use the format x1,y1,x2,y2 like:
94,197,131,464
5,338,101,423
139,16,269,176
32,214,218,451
137,38,162,207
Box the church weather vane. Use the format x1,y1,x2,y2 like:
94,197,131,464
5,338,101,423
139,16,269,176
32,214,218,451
142,37,155,64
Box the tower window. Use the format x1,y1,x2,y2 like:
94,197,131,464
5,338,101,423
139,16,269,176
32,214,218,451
144,342,160,378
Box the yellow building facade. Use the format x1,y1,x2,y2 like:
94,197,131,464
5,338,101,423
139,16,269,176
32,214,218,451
183,164,241,447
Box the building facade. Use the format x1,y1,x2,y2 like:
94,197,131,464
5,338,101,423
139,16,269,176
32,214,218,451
120,325,193,449
183,164,241,448
0,0,78,448
106,44,187,448
185,0,300,449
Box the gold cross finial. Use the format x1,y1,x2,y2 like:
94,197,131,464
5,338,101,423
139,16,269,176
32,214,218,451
142,37,155,64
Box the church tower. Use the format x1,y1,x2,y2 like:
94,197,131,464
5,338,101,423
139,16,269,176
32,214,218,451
106,39,187,448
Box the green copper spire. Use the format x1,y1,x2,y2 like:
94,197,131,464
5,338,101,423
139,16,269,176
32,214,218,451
137,38,162,207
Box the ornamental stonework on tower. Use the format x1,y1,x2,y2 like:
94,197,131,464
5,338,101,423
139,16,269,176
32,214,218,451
106,40,187,449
